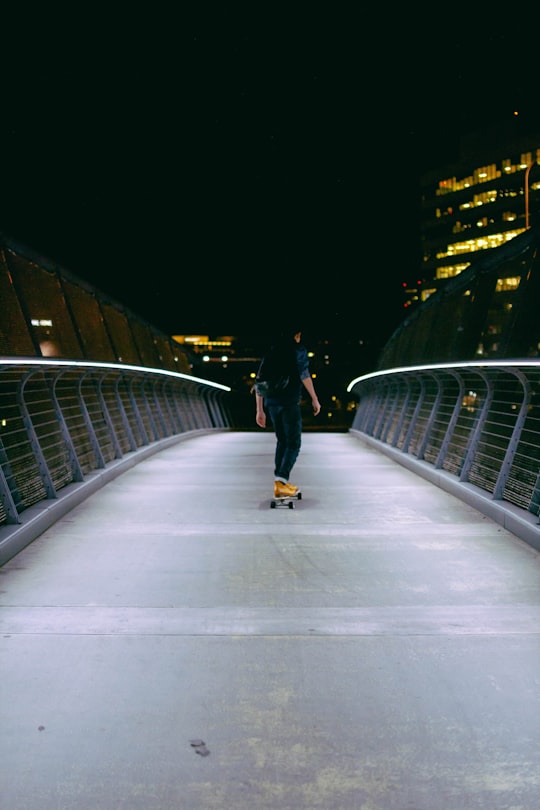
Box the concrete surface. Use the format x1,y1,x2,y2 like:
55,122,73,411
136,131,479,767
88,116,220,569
1,430,539,809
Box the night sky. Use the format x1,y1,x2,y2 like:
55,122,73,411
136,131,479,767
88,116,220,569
1,9,538,346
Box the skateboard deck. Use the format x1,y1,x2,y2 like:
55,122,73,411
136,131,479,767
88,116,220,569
270,491,302,509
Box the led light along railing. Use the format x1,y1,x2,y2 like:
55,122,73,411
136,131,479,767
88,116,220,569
0,358,232,392
347,360,540,392
346,359,540,548
0,357,231,564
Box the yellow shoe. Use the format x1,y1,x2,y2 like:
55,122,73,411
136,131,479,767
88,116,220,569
274,481,298,497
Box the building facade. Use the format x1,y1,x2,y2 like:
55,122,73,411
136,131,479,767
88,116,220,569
378,224,540,369
403,123,540,310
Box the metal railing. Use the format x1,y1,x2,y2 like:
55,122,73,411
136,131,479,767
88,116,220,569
0,359,231,563
347,361,540,549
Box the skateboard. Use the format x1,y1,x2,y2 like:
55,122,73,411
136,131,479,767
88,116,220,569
270,491,302,509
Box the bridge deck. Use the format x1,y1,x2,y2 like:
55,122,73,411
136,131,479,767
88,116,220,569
1,431,540,809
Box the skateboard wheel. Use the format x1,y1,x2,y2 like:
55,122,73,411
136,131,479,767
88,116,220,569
270,501,276,508
288,501,294,509
297,492,302,500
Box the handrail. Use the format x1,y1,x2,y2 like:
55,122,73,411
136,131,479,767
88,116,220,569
0,359,231,563
347,361,540,550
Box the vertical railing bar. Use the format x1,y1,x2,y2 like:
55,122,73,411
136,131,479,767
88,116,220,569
49,370,85,482
416,372,443,461
380,381,401,444
115,375,138,452
150,378,169,438
402,374,425,455
459,370,493,483
78,371,106,469
492,368,531,501
96,372,124,459
18,371,58,499
170,381,188,433
390,377,412,448
128,376,150,446
434,370,465,470
0,439,21,523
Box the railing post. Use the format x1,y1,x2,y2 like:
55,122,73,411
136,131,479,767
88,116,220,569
0,441,21,523
434,370,464,470
492,369,531,501
416,372,443,461
78,371,106,469
402,374,425,455
18,371,60,499
459,370,493,483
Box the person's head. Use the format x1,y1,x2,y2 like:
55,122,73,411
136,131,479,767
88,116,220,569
270,320,303,349
280,324,302,343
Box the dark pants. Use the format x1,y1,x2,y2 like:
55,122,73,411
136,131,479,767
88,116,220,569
266,402,302,481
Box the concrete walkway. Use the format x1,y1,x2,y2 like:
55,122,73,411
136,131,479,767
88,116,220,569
1,430,540,810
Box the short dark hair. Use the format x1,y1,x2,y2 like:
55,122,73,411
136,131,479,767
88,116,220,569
281,324,302,339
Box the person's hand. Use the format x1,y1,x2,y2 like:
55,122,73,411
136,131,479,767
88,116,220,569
256,411,266,428
312,398,321,416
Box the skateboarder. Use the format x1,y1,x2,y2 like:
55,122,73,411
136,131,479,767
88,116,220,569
255,326,321,498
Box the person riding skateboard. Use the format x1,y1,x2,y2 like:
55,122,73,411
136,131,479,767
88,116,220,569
255,326,321,498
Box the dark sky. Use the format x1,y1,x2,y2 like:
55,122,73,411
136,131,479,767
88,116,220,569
1,9,538,344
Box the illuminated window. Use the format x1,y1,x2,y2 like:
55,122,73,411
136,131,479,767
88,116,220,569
434,152,540,196
437,229,526,260
495,277,520,292
435,263,470,279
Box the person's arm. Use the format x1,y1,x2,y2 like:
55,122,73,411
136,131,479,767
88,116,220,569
301,375,321,416
255,392,267,427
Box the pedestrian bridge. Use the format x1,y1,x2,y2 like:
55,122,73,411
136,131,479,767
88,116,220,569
2,215,540,808
2,426,540,809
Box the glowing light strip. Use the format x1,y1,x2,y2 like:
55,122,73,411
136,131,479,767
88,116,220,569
347,360,540,392
0,358,231,392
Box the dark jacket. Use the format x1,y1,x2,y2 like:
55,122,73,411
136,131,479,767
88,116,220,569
256,340,310,406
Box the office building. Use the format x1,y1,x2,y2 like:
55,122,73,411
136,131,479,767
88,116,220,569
403,122,540,310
